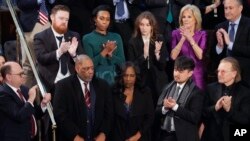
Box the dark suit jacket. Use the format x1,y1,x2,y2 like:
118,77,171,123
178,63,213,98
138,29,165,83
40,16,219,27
156,80,204,141
17,0,54,32
201,82,250,141
211,16,250,86
0,84,44,141
53,74,113,141
128,34,168,102
34,27,84,92
112,87,154,141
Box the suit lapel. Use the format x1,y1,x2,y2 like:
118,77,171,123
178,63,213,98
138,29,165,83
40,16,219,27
71,75,87,120
3,84,24,105
47,28,58,51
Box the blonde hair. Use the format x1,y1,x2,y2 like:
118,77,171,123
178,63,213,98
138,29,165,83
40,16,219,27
179,4,202,31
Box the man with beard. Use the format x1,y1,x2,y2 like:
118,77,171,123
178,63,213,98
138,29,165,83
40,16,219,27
156,56,204,141
53,54,113,141
34,5,84,94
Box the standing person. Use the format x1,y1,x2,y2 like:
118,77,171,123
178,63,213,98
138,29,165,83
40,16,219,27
82,5,125,85
128,11,168,106
53,54,113,141
201,57,250,141
211,0,250,86
17,0,55,88
171,4,207,90
0,61,51,141
112,62,154,141
156,56,204,141
34,5,84,93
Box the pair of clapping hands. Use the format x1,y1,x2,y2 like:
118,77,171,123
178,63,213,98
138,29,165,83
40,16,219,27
101,40,117,57
58,37,79,57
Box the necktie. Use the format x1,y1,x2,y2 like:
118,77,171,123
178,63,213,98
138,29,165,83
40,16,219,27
171,85,180,100
117,0,125,17
229,23,235,42
17,89,25,102
84,83,91,108
56,36,67,75
227,23,235,56
39,0,49,25
166,2,173,23
17,89,37,138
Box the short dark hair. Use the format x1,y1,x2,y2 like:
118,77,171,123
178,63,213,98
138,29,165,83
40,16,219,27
92,5,111,19
51,5,70,15
174,56,195,71
0,63,11,79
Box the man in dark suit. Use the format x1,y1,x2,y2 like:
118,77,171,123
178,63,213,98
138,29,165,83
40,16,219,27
0,61,51,141
201,57,250,141
17,0,55,88
53,54,113,141
156,56,204,141
34,5,84,93
211,0,250,86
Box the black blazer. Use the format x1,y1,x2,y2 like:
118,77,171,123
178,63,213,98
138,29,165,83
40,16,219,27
211,16,250,86
156,80,204,141
0,84,43,141
112,87,154,141
17,0,54,32
201,82,250,141
128,34,168,99
53,74,113,141
34,27,84,92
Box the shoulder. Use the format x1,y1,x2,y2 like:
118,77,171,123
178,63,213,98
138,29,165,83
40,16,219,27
82,32,96,40
34,28,51,38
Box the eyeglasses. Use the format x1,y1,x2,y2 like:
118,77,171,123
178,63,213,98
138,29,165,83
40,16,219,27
216,70,233,75
9,72,25,77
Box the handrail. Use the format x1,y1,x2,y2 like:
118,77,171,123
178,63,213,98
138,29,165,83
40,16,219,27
5,0,56,140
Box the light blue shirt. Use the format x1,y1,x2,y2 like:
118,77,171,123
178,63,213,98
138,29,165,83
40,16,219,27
216,15,241,54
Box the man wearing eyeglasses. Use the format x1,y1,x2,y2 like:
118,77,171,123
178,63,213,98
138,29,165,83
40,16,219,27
201,57,250,141
0,61,51,141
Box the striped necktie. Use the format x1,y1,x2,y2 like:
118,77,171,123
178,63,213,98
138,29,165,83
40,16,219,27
39,0,49,25
84,83,91,108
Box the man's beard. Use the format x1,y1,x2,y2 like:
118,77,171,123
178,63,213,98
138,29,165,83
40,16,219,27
53,24,67,34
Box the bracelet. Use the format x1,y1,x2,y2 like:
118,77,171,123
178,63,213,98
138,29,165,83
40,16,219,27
191,42,196,46
175,47,180,51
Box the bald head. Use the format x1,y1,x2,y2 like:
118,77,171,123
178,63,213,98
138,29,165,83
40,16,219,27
75,55,94,82
0,61,25,88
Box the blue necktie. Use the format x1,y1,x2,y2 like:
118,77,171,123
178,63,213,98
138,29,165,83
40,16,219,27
56,36,67,75
229,23,235,42
117,0,125,17
227,23,235,56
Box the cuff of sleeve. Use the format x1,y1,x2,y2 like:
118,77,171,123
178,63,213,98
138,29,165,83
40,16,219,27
216,45,223,54
172,104,179,111
162,106,168,115
227,42,233,50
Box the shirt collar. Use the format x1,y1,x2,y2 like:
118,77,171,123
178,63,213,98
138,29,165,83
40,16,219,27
6,83,19,94
230,15,241,25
